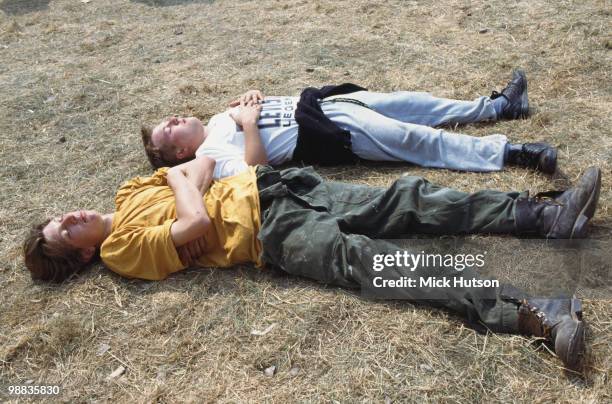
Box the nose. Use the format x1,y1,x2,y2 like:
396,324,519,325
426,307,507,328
61,213,78,226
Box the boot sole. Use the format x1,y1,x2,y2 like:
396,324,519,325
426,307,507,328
571,167,602,238
516,69,529,119
561,297,585,371
561,319,585,371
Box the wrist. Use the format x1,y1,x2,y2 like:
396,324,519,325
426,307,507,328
242,121,258,130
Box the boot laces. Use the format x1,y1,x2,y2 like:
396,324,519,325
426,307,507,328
490,90,509,101
519,299,553,338
533,191,565,206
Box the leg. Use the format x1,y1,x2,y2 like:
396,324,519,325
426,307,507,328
261,209,585,369
321,101,507,172
329,166,601,241
258,200,520,333
258,164,600,240
324,176,519,237
257,166,598,369
326,90,497,126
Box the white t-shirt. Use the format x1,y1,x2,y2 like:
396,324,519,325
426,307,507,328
196,96,300,179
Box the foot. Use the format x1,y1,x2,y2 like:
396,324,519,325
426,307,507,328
491,69,529,120
506,142,558,174
549,166,601,238
515,166,602,238
518,296,585,371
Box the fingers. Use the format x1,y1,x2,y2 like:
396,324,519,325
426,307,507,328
189,242,198,262
253,90,263,104
239,90,263,107
185,242,198,265
186,246,195,265
248,103,262,115
229,101,261,125
195,237,207,257
243,94,250,105
177,236,208,267
190,238,202,260
177,246,191,267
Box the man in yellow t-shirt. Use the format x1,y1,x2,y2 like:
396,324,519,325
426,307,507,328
101,164,262,280
26,157,262,281
22,157,601,372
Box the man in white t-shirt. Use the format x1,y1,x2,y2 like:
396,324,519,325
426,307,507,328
142,72,558,179
194,95,300,179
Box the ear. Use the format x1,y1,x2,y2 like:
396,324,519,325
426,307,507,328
175,148,188,160
79,247,96,263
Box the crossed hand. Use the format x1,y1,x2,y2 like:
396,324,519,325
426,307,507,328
177,236,209,267
228,90,263,126
228,89,263,107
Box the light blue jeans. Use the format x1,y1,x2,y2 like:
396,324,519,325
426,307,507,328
321,91,507,171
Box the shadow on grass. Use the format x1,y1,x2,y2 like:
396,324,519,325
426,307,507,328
131,0,214,6
37,262,597,384
0,0,50,15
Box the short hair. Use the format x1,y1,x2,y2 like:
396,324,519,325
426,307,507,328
141,125,170,168
23,219,84,282
141,125,191,168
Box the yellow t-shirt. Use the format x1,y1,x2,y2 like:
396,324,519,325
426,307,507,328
100,167,262,280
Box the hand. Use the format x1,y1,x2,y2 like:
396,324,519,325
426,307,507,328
229,102,262,127
229,89,263,107
177,235,208,267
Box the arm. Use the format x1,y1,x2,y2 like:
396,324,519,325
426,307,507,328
166,157,215,247
171,155,216,194
243,120,268,166
230,102,269,166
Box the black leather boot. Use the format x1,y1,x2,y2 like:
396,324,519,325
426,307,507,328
505,142,558,174
518,296,585,371
491,69,529,120
515,166,601,238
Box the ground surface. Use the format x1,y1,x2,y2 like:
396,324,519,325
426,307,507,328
0,0,611,402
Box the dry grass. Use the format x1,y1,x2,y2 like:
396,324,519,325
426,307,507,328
0,0,611,401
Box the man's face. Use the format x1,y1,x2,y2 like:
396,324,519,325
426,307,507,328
43,210,105,252
151,116,205,160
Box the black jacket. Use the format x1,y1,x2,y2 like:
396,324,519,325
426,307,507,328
293,83,367,165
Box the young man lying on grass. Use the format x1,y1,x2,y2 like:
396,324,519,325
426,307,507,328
23,157,601,372
142,70,558,179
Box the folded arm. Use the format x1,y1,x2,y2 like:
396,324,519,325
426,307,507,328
166,156,216,248
230,101,268,166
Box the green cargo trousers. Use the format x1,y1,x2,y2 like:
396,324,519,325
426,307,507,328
256,166,528,334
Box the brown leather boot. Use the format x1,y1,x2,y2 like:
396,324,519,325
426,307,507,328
515,166,601,238
518,296,585,371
